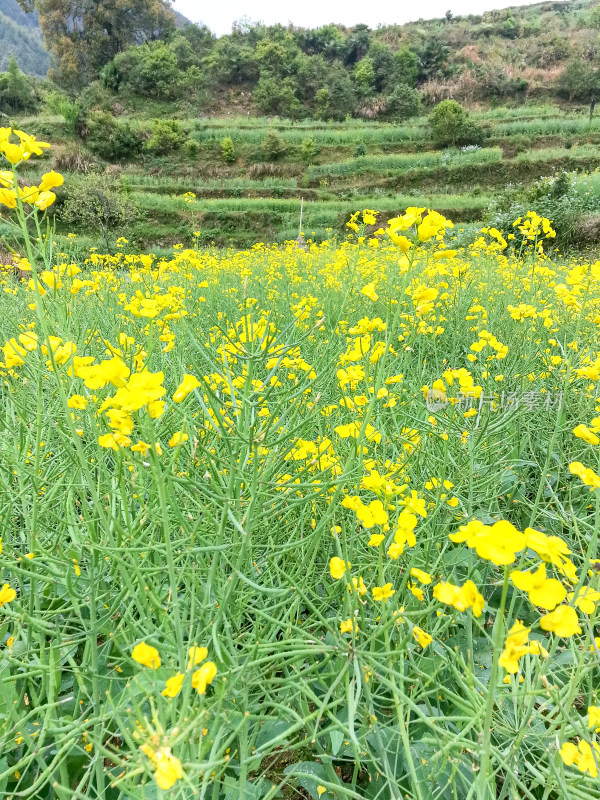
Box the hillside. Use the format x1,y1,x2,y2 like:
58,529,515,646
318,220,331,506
0,0,49,76
24,0,591,124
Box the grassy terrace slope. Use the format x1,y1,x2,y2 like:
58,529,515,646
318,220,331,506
7,103,600,249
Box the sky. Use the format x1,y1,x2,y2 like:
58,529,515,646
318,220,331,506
172,0,548,36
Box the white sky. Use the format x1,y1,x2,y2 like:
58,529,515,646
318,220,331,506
172,0,552,36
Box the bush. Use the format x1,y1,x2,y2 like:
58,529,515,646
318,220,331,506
260,130,287,161
184,138,200,158
103,43,182,100
557,60,599,103
429,99,484,148
77,82,114,115
300,136,318,164
84,110,142,162
46,91,81,136
312,87,330,120
253,76,301,118
486,171,586,249
353,56,375,98
221,137,236,164
60,174,141,251
145,120,186,155
52,144,96,174
383,83,421,122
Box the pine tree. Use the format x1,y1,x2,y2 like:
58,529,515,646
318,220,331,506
0,54,38,113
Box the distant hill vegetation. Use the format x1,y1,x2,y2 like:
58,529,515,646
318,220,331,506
0,0,49,76
85,0,600,120
0,0,190,82
3,0,600,118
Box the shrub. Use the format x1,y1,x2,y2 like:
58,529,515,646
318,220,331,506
300,136,318,164
429,99,484,148
60,174,141,251
253,76,301,118
184,138,200,158
314,87,330,120
354,142,366,158
145,120,186,155
394,47,419,88
260,130,287,161
557,60,599,103
103,43,182,100
353,56,375,97
77,82,114,116
46,91,81,136
486,171,586,249
221,137,236,164
84,110,142,162
383,84,421,122
52,144,96,174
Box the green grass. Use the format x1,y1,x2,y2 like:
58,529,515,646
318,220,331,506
493,117,600,137
121,175,300,191
189,123,431,147
514,145,600,162
307,148,503,181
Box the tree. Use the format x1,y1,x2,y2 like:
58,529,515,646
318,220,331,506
368,43,396,93
323,60,356,120
343,24,371,65
205,36,259,86
293,53,329,103
295,24,344,61
60,174,139,251
17,0,175,89
314,87,330,120
383,84,421,122
353,57,375,98
255,35,298,78
429,99,484,148
416,37,450,82
104,42,181,98
0,55,38,114
557,60,599,102
253,76,301,118
394,48,419,88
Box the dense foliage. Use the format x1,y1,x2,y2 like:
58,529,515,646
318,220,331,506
16,0,175,89
3,0,600,120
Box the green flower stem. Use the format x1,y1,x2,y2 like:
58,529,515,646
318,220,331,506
478,566,510,800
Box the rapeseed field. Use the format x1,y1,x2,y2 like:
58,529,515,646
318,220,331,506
1,129,600,800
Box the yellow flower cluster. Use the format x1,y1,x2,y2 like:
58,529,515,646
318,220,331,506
0,129,62,211
131,642,217,789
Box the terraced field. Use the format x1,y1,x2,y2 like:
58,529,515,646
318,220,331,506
11,104,600,249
